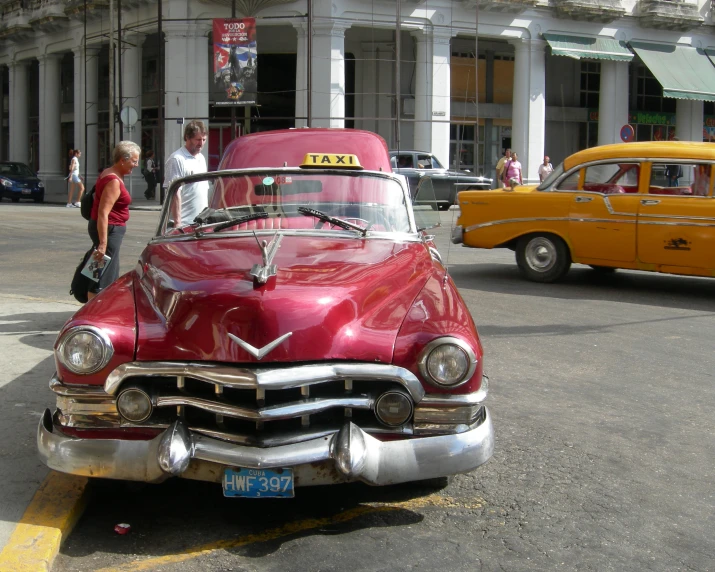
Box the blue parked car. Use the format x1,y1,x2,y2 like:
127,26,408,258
0,162,44,203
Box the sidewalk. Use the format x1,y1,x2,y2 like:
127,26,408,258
45,192,164,212
128,192,164,211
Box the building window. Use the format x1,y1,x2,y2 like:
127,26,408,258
634,63,675,113
579,61,600,109
142,59,159,93
449,123,485,175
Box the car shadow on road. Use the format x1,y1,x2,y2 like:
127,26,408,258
61,479,428,561
0,311,76,529
449,263,715,313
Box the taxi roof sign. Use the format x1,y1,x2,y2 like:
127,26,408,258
300,153,363,170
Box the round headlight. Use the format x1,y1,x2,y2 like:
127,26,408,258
374,391,413,427
0,178,12,187
57,326,113,374
418,337,477,388
117,388,153,423
38,181,44,188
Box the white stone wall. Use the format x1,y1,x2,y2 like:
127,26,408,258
0,0,714,199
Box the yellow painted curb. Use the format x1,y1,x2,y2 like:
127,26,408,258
0,471,89,572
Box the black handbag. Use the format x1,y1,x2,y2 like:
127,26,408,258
70,248,95,303
80,185,96,221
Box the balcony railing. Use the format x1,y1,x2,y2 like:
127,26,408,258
552,0,626,23
28,0,68,33
0,1,32,42
461,0,539,14
637,0,703,31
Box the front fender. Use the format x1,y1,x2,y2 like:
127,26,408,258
392,271,484,395
54,272,137,386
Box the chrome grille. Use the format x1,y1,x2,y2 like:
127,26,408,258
52,364,488,445
124,374,408,441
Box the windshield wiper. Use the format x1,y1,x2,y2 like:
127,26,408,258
212,212,269,232
297,207,369,236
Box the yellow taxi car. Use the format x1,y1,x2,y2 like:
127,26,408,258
452,142,715,282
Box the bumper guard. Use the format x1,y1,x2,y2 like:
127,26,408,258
38,408,494,486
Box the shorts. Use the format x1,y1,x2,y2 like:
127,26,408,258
71,173,81,184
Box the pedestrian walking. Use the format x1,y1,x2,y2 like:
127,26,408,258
143,150,158,200
538,156,553,183
503,152,523,188
495,148,511,189
67,149,84,207
87,141,140,301
164,120,209,227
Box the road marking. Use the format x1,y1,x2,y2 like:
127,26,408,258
0,471,88,572
96,493,484,572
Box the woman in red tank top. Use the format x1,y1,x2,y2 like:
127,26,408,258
87,141,141,300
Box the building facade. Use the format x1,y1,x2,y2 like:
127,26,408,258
0,0,714,201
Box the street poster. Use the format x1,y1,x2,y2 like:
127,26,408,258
212,18,257,106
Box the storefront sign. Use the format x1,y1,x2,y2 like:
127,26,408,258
629,111,676,126
212,18,257,106
588,110,678,126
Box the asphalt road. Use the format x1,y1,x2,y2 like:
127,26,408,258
1,203,713,572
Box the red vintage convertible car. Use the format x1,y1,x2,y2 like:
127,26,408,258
38,129,493,497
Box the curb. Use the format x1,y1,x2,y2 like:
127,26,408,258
0,472,89,572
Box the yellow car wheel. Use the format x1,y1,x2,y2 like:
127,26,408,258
516,233,571,283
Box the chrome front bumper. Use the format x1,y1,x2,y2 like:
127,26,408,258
38,408,494,486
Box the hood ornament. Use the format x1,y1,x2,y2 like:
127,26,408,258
228,332,293,360
250,231,283,284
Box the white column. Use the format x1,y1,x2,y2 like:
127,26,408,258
122,34,143,193
376,43,394,145
358,43,377,133
8,61,30,165
121,33,143,145
311,21,348,128
412,29,451,167
164,23,210,163
598,61,629,146
74,47,99,181
0,67,5,160
675,99,704,142
294,24,308,128
510,39,546,185
38,54,63,179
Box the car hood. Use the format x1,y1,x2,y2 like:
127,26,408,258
134,235,434,364
3,174,40,185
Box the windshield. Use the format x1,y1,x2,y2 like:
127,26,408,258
0,163,34,177
159,170,413,238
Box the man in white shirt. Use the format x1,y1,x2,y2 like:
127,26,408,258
164,120,209,226
538,156,553,183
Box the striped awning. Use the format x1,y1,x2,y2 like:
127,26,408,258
543,33,633,62
630,41,715,102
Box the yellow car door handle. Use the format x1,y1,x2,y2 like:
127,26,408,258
641,199,661,205
575,196,593,203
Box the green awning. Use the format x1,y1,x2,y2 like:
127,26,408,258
706,47,715,67
630,41,715,102
543,33,633,62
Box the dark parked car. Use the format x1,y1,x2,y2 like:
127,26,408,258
390,150,492,210
0,162,44,203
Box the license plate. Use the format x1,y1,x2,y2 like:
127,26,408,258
21,190,31,194
223,467,294,498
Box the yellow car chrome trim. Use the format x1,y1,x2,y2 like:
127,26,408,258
637,213,715,221
638,221,715,227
